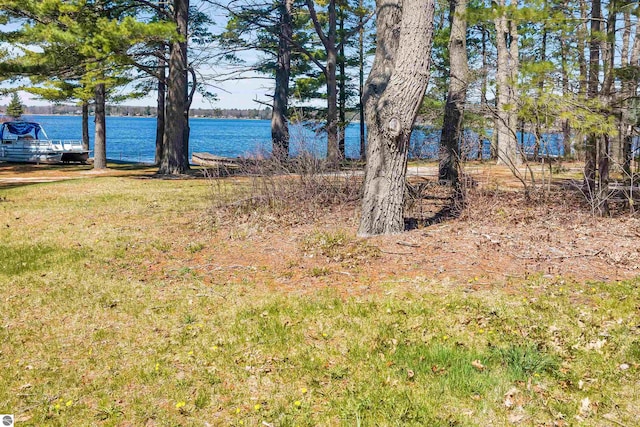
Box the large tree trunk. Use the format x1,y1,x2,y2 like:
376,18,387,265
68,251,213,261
578,0,589,97
438,0,468,186
325,0,340,166
532,28,547,161
305,0,341,166
358,0,366,160
622,10,640,176
338,4,346,158
358,0,435,237
481,27,489,160
155,0,167,166
494,0,520,167
159,0,189,175
584,0,601,197
93,84,107,170
155,45,166,166
560,37,572,158
595,0,617,216
82,101,90,151
271,0,293,160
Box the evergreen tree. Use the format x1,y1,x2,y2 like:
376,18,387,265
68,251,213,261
6,92,23,119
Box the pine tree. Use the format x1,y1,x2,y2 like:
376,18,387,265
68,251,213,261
6,92,23,119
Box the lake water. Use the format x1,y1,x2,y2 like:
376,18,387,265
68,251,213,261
24,114,565,163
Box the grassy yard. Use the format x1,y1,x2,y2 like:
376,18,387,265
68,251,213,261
0,167,639,426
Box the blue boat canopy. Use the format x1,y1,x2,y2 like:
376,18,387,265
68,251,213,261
1,121,46,139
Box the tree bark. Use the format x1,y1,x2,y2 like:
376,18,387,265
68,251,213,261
359,0,366,160
306,0,340,165
159,0,189,175
155,48,166,166
93,83,107,170
584,0,601,197
623,10,640,176
358,0,435,237
271,0,293,160
532,27,547,161
481,26,489,160
560,36,572,158
595,0,617,217
578,0,589,98
82,101,90,151
494,0,520,167
338,3,346,158
438,0,468,186
325,0,340,166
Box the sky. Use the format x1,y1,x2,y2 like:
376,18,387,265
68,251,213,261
1,71,273,111
0,1,275,111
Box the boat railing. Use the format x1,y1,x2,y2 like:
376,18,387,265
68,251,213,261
50,140,86,151
9,139,54,148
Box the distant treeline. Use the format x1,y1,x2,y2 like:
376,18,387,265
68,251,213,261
6,104,273,120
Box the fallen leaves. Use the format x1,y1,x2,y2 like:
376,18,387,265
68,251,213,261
471,359,485,371
503,387,519,409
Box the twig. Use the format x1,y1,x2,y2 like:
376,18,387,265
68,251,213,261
19,395,59,414
397,241,421,248
514,249,603,260
380,250,413,255
602,414,630,427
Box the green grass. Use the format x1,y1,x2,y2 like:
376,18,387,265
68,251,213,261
0,175,639,426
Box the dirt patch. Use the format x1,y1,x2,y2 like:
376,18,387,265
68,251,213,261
177,188,640,297
4,160,637,287
0,162,159,188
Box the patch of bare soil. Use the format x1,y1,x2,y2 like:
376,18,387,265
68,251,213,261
0,162,158,188
187,185,640,297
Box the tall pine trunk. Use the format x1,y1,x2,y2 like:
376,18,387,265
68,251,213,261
272,0,293,160
306,0,340,166
325,0,340,166
358,0,366,160
560,37,572,158
494,0,520,167
155,49,166,166
595,0,617,216
338,4,346,158
93,84,107,170
358,0,435,236
438,0,468,186
481,27,489,160
82,101,90,152
622,10,640,176
159,0,189,175
533,28,547,161
584,0,601,197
